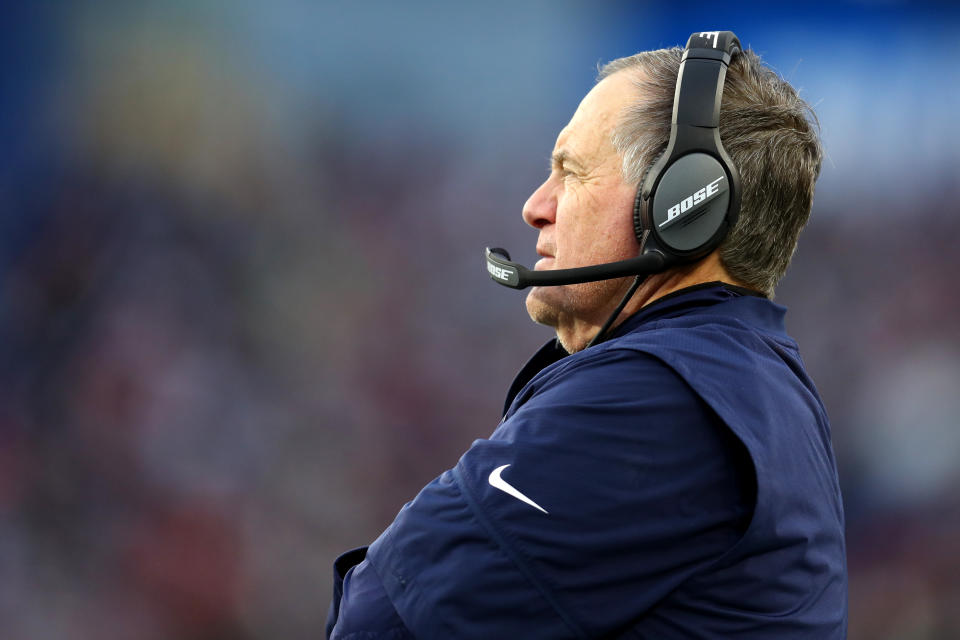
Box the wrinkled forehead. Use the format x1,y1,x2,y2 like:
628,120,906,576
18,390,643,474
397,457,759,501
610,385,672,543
553,70,640,164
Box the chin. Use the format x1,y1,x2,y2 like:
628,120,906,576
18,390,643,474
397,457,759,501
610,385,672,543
526,277,634,326
525,287,561,328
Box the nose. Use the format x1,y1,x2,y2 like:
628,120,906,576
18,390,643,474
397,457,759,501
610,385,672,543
522,177,556,230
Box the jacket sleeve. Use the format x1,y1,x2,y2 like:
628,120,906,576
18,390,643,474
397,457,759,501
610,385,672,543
326,547,414,640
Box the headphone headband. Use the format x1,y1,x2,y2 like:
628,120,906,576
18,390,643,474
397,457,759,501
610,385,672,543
673,32,741,131
685,31,741,59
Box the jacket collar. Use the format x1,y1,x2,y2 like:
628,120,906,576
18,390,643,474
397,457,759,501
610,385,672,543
502,282,779,416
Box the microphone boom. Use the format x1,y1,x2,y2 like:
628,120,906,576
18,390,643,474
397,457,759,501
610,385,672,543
485,247,667,290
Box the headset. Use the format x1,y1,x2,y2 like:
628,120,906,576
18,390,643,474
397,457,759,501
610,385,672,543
485,30,742,292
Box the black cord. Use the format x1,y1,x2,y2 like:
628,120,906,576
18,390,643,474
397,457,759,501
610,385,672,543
585,275,644,349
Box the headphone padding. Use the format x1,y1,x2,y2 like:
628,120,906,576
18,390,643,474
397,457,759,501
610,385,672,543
633,150,664,245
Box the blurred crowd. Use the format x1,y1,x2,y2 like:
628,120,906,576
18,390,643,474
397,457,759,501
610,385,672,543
2,2,959,639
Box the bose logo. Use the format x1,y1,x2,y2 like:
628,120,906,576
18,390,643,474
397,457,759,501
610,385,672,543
699,31,720,48
659,176,724,229
487,262,515,281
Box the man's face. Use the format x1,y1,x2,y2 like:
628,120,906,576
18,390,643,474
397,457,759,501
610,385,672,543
523,71,640,343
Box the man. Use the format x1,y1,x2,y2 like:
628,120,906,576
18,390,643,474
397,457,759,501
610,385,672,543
327,32,847,639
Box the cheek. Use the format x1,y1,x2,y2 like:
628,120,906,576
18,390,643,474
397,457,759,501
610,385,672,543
555,180,639,266
553,208,592,264
603,186,641,257
614,209,640,252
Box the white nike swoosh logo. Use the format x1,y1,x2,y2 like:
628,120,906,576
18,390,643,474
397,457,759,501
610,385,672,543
488,464,548,514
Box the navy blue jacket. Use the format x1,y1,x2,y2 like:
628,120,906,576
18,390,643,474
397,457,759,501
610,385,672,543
327,284,847,639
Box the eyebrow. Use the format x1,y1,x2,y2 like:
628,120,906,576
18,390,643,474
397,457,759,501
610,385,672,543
551,149,583,170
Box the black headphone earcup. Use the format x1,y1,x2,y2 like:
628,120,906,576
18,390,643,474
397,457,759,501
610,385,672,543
646,153,733,258
633,151,664,246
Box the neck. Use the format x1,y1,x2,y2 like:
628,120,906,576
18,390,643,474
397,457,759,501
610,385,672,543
557,252,745,352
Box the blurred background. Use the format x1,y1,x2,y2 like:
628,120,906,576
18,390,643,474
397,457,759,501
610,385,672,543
1,1,959,638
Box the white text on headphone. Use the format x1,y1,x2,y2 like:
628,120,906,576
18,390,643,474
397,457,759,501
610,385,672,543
660,176,725,230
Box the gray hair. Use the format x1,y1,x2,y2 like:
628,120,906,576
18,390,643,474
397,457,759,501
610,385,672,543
598,48,823,298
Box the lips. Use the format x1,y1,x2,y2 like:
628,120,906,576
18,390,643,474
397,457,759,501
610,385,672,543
534,244,555,270
535,243,555,258
534,254,555,271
